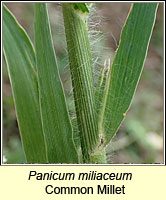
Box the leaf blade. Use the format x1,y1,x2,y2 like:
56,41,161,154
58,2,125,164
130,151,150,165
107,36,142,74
100,3,158,144
3,5,47,163
34,3,78,163
71,3,90,13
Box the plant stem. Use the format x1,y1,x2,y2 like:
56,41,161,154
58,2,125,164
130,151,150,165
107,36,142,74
90,148,107,164
62,3,103,163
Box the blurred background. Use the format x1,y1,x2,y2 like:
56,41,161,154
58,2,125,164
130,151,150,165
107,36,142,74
3,3,164,164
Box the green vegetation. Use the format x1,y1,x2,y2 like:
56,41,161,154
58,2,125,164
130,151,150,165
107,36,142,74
3,3,160,163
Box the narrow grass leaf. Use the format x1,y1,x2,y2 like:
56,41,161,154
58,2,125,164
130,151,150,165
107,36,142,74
99,3,158,144
34,3,78,163
3,5,47,163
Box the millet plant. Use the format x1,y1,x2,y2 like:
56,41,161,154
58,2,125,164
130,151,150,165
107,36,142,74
3,3,158,163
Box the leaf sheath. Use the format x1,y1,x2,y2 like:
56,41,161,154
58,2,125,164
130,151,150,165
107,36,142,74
62,3,99,162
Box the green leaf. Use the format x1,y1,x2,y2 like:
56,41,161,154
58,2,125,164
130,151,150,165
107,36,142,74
71,3,90,13
34,3,78,163
71,117,81,149
99,3,158,145
3,5,47,163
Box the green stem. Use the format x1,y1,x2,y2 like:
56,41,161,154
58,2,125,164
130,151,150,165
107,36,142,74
90,148,107,164
62,3,101,163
